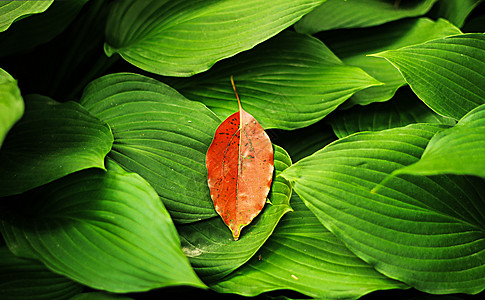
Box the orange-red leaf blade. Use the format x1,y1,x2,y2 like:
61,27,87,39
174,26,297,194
206,80,274,241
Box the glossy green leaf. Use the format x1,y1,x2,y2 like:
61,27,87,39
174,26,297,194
429,0,483,28
178,145,292,283
70,292,133,300
104,0,325,76
171,31,381,130
0,94,113,197
0,162,205,293
0,247,82,300
80,73,220,223
294,0,438,34
320,18,461,107
212,194,407,299
0,1,53,32
390,103,485,177
281,124,485,294
373,33,485,119
0,0,88,57
0,68,23,148
329,88,456,138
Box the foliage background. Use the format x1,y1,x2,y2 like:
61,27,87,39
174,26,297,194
0,0,484,299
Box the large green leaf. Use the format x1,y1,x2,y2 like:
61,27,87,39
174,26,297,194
0,247,82,300
294,0,438,34
320,18,461,107
104,0,326,76
212,194,407,299
0,94,113,197
429,0,483,28
178,145,292,283
373,33,485,119
389,103,485,178
328,88,456,139
170,31,380,130
0,162,205,292
0,0,88,57
80,73,220,223
0,1,53,32
0,68,23,148
281,124,485,294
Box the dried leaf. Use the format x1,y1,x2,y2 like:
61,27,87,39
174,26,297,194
206,77,274,240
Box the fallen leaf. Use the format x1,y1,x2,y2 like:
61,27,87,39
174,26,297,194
206,76,274,240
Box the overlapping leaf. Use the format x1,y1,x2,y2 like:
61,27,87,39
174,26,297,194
104,0,325,76
0,68,23,147
171,31,381,130
179,145,292,283
373,33,485,119
0,162,204,292
328,88,456,138
0,1,53,32
390,103,485,178
0,0,88,57
281,123,485,294
294,0,438,34
320,18,461,107
80,73,220,223
212,194,407,299
0,247,82,300
429,0,483,28
0,94,113,197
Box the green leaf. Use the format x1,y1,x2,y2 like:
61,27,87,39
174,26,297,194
373,33,485,119
281,124,485,294
320,18,461,107
0,162,205,293
0,1,53,32
170,31,381,130
389,103,485,177
294,0,438,34
80,73,220,223
0,247,82,300
104,0,326,76
429,0,483,28
0,94,113,197
328,88,456,139
212,194,407,298
178,145,292,283
0,68,23,148
70,292,133,300
0,0,88,57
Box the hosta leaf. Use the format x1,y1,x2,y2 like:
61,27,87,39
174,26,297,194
212,194,407,299
0,247,82,300
320,18,461,107
0,1,53,32
0,0,88,57
80,73,220,223
207,78,274,240
179,145,292,283
171,31,381,130
70,292,133,300
373,33,485,119
0,162,205,292
104,0,326,76
281,124,485,294
390,103,485,177
0,94,113,197
0,68,23,148
294,0,438,34
329,88,456,138
429,0,483,28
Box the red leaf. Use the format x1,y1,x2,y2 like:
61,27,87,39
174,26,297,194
206,77,274,241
